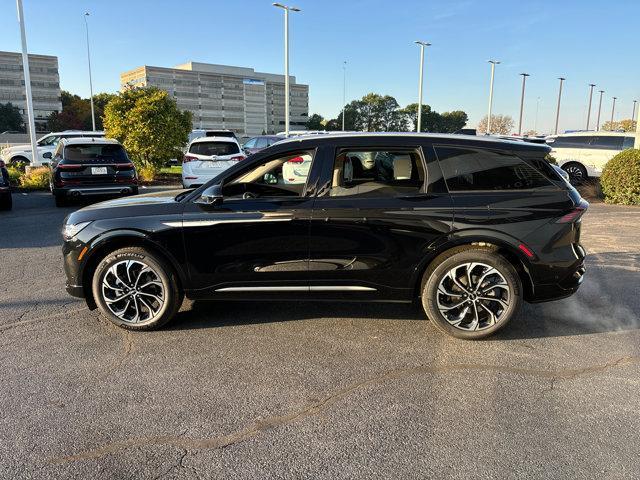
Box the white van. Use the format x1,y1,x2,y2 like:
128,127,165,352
547,131,635,184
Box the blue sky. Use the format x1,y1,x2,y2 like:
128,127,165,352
1,0,639,133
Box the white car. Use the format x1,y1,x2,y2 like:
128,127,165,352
182,136,245,188
0,130,104,168
281,152,313,184
547,131,636,184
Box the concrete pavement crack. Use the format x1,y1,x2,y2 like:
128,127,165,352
49,354,639,464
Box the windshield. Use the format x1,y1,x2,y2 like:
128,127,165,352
189,141,240,156
37,135,60,147
63,144,129,163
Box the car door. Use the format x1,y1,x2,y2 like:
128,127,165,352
181,146,325,299
589,135,624,172
308,141,454,301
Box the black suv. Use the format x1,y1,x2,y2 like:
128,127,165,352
0,160,12,210
62,133,587,339
50,138,138,207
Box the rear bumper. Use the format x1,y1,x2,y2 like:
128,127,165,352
53,184,138,197
528,260,586,303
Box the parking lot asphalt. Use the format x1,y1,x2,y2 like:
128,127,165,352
1,191,639,479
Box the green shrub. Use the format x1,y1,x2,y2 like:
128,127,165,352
545,154,557,165
138,164,156,182
6,166,22,185
600,148,640,205
19,167,50,190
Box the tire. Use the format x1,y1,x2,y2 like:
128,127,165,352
562,162,587,185
54,194,68,208
92,247,183,331
0,194,11,211
421,247,522,340
130,186,139,196
11,156,30,171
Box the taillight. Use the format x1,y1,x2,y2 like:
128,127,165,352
556,200,589,223
114,163,134,171
57,163,84,172
183,154,198,163
230,155,245,162
287,156,304,164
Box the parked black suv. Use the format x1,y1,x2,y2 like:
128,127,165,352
50,138,138,207
0,160,12,210
62,133,587,339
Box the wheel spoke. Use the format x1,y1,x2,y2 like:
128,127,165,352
101,259,165,324
478,296,509,310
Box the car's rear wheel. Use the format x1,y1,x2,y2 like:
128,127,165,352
0,193,12,211
92,247,183,330
562,162,587,185
54,194,68,208
421,248,522,339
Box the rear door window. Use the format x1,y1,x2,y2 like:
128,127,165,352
329,149,425,198
591,136,624,150
435,146,553,191
255,137,269,149
189,141,240,156
64,144,128,163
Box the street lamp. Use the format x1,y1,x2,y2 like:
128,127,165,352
84,12,96,131
341,61,346,131
415,41,431,133
586,84,595,131
533,96,540,134
631,99,637,124
517,73,529,136
273,3,300,137
15,0,38,165
610,96,617,125
554,77,565,135
486,60,500,134
596,90,604,131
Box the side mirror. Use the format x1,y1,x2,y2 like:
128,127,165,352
195,183,223,205
42,152,52,159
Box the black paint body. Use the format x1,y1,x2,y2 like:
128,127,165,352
63,134,586,309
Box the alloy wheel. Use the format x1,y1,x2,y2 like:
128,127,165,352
436,262,511,332
101,260,165,324
564,165,585,184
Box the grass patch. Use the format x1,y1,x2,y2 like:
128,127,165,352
160,165,182,175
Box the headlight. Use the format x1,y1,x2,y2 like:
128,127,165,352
62,221,91,240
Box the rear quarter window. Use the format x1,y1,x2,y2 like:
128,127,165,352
435,146,553,191
189,142,240,156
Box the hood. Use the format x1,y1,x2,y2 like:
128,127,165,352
65,189,187,224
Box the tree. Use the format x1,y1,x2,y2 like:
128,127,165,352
601,119,636,132
47,91,116,131
305,113,325,131
0,103,24,132
103,86,192,173
477,114,514,135
340,93,407,132
401,104,468,133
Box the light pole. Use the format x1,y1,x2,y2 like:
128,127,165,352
341,60,346,131
517,73,529,135
554,77,565,135
15,0,38,166
486,60,500,134
596,90,604,131
586,83,595,130
415,41,431,132
631,100,637,124
84,12,96,131
610,96,617,126
533,96,540,134
273,3,300,137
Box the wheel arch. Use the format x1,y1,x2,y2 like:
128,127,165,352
80,230,186,310
412,232,535,302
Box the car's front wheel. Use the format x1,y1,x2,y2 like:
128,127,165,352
421,247,522,339
92,247,183,330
